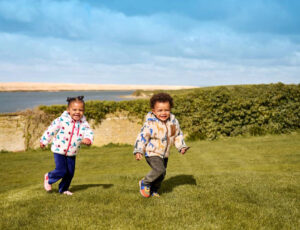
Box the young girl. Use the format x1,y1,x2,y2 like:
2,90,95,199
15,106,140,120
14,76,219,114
40,96,94,195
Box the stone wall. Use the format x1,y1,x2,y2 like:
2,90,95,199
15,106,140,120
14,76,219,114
0,112,141,152
0,115,26,152
92,114,141,146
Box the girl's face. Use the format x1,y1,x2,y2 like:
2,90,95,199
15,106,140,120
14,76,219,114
67,101,84,121
152,101,171,122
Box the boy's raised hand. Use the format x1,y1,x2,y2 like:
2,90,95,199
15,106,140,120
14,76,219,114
135,153,143,161
82,138,91,145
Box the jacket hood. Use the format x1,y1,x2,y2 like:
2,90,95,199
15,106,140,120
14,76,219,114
61,111,87,122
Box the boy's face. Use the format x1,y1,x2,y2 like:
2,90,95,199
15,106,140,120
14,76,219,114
67,101,84,121
152,101,171,122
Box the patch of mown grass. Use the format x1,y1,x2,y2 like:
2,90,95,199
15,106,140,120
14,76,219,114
0,134,299,229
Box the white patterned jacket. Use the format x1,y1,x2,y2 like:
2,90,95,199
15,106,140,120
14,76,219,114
40,111,94,156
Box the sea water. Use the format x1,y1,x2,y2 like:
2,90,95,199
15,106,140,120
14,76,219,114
0,90,134,113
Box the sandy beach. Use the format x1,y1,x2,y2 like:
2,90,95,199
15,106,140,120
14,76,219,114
0,82,196,92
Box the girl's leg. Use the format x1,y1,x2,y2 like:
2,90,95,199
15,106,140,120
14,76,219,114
48,153,67,185
59,156,76,193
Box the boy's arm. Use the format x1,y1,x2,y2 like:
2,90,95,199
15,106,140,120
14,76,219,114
40,117,61,146
83,122,94,145
174,120,188,153
133,121,151,156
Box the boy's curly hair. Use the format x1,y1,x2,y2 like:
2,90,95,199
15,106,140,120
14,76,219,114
150,93,174,109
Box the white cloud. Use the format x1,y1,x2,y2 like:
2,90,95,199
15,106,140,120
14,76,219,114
0,0,299,85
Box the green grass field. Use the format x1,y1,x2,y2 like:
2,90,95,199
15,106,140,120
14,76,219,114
1,133,299,229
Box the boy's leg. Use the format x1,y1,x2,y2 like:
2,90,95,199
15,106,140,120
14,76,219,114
59,156,76,193
48,153,67,185
144,156,166,186
151,158,168,193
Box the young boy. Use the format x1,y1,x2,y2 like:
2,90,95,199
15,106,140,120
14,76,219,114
133,93,189,197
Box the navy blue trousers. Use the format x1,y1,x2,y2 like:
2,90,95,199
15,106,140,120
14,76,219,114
48,153,76,193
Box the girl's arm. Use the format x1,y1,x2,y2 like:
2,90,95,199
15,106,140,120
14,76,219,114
40,117,61,146
133,121,151,156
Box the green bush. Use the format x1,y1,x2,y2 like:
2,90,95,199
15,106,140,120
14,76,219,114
39,83,300,140
174,83,300,140
39,99,149,124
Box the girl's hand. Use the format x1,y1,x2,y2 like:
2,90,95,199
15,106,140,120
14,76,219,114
82,138,91,145
180,147,190,155
135,153,143,161
40,143,45,149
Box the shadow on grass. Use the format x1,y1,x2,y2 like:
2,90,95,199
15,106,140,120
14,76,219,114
71,184,114,192
161,175,196,194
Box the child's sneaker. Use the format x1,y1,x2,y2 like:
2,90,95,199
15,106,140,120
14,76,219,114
139,179,150,198
44,173,52,191
63,191,73,196
151,192,160,197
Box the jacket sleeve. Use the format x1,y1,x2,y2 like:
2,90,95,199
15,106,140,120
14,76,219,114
174,120,188,152
133,121,151,155
40,117,61,146
83,121,94,144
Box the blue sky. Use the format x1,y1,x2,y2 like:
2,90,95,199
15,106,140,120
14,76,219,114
0,0,299,86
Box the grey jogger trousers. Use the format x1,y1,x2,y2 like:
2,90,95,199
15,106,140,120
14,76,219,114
144,156,168,192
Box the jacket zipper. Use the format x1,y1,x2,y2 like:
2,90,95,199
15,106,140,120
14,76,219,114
66,120,76,156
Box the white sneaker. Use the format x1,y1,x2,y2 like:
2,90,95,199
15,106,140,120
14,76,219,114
63,191,73,196
44,173,52,191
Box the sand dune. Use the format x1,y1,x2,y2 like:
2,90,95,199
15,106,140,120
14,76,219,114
0,82,196,92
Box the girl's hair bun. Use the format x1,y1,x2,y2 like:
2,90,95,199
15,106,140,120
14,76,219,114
66,97,75,103
66,96,85,106
77,96,84,100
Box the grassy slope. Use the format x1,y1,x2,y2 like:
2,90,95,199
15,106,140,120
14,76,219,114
0,134,299,230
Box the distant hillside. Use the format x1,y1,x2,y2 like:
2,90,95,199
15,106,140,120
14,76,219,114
0,82,196,92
